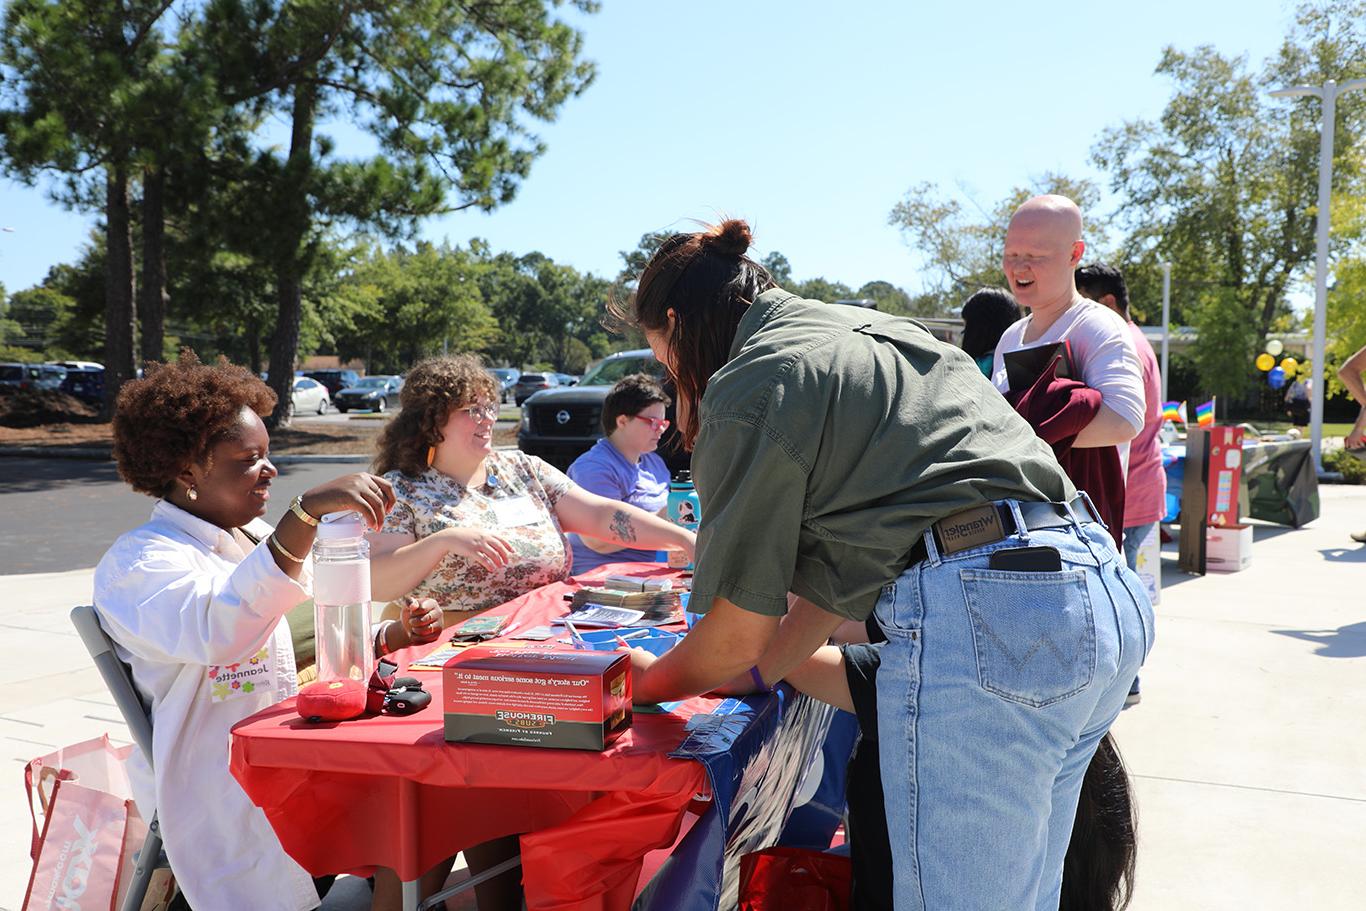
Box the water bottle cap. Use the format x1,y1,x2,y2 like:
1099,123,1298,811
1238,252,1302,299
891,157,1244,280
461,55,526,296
671,470,693,485
315,510,366,540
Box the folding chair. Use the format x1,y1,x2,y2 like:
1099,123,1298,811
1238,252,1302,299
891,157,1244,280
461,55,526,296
70,604,170,911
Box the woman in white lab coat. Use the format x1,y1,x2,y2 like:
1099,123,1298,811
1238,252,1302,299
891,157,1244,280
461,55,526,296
94,352,440,911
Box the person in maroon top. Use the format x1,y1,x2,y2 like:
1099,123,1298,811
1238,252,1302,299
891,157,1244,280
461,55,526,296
1076,263,1164,705
1075,263,1166,570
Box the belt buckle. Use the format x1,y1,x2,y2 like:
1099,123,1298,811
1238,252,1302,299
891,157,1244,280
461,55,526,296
934,504,1008,555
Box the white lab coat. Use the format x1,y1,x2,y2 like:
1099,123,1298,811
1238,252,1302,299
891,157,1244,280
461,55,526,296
93,500,318,911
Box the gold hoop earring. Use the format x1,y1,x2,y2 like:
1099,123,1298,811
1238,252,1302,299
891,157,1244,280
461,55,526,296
187,485,199,501
426,445,436,467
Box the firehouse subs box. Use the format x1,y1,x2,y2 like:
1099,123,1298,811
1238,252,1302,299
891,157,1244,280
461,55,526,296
443,645,632,750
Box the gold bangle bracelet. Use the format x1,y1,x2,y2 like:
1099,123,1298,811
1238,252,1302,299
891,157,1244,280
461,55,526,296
289,495,320,527
268,533,306,564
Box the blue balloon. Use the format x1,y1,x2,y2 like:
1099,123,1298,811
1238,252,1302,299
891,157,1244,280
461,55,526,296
1268,366,1287,390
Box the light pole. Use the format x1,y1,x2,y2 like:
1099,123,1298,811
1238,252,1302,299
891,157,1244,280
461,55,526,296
1160,261,1171,403
1270,77,1366,474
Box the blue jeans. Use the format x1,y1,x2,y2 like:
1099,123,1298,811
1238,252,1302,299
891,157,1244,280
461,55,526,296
872,500,1153,910
1122,521,1157,572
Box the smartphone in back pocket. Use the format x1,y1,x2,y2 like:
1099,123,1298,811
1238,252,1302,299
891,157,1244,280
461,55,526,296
988,545,1063,573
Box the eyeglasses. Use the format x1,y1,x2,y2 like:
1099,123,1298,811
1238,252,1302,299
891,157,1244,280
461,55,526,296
458,403,499,422
631,415,670,432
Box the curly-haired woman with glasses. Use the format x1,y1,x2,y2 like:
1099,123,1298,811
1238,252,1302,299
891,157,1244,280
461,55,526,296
566,373,676,574
368,354,694,619
366,354,694,909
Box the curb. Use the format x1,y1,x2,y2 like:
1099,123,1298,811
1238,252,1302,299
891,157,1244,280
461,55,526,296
0,446,112,460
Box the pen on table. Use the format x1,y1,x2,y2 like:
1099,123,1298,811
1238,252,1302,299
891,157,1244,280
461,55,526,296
613,629,652,648
563,618,586,645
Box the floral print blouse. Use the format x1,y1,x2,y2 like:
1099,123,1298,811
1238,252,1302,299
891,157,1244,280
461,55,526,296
382,451,576,612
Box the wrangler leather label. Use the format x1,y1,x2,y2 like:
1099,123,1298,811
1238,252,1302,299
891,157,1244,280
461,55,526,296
936,505,1004,554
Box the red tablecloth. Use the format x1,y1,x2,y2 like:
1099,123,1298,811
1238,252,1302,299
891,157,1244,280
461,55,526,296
230,564,717,911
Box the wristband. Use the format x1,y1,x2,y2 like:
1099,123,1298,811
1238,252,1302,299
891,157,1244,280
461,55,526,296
374,619,398,659
748,665,772,693
289,495,320,527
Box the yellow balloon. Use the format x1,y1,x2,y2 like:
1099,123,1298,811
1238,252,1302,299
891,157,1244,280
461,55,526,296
1255,353,1275,371
1280,357,1298,374
1266,339,1284,357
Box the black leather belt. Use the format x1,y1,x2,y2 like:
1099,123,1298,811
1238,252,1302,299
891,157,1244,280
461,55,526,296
905,496,1098,568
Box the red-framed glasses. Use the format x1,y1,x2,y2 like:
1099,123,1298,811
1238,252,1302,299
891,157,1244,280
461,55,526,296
631,415,670,432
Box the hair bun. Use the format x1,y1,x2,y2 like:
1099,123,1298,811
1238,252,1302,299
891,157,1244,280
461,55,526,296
700,218,752,257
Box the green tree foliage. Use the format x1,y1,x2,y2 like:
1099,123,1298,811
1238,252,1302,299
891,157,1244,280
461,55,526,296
328,242,497,374
189,0,597,425
1092,0,1366,398
0,0,187,411
4,286,73,353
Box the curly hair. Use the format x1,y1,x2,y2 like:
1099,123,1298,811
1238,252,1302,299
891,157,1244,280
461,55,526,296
112,350,277,497
373,355,499,477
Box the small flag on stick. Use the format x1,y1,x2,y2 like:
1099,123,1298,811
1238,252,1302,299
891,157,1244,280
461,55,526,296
1162,401,1182,423
1195,398,1216,428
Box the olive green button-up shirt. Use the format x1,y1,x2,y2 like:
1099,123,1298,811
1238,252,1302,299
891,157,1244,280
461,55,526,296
689,289,1075,622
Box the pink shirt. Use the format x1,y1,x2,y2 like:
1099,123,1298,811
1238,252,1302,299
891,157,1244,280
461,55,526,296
1124,322,1166,526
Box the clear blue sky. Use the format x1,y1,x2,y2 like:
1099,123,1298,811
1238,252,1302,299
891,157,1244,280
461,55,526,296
0,0,1295,302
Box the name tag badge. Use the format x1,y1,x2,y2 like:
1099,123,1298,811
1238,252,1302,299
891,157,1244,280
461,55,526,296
493,495,543,528
208,646,273,702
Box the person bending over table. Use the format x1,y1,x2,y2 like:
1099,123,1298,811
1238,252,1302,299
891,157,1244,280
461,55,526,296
93,353,440,911
566,373,675,574
364,354,696,910
615,219,1153,911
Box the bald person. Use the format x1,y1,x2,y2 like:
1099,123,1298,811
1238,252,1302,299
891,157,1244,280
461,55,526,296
991,195,1145,448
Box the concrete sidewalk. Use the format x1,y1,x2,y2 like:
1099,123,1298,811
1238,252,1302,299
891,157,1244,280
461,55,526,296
3,487,1364,909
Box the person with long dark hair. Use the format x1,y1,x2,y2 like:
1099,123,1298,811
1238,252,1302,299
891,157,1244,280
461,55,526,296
960,286,1022,377
612,219,1152,910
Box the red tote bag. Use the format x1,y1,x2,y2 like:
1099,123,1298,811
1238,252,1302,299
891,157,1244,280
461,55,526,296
22,735,172,911
738,847,852,911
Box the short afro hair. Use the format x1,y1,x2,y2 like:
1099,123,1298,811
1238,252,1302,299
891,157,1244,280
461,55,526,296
112,350,277,497
373,355,499,477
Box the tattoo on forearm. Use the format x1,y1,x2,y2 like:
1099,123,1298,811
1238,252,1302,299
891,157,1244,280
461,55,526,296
609,510,638,543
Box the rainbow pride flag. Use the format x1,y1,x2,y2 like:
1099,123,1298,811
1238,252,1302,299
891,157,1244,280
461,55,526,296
1162,401,1183,423
1195,398,1216,428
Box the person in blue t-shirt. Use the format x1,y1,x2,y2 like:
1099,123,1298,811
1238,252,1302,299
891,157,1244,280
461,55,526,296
567,374,674,573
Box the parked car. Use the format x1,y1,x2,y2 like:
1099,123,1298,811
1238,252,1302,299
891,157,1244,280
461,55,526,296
55,360,104,372
0,362,66,392
290,376,331,415
60,366,105,405
517,349,689,474
553,373,579,387
333,375,402,413
511,372,560,405
489,368,520,404
303,369,361,398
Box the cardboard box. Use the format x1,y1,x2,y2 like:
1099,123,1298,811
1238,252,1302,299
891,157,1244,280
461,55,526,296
1205,523,1252,573
443,645,631,750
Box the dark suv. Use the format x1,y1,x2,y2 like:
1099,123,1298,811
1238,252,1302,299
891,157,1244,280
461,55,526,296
303,369,361,398
517,349,689,473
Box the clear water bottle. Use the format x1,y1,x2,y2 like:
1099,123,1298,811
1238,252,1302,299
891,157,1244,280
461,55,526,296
667,471,700,571
312,511,373,684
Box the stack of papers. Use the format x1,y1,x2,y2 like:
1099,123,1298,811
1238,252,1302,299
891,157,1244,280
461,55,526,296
570,586,680,622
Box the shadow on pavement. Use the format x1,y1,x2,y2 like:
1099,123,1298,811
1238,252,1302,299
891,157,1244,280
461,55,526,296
1271,621,1366,658
1319,545,1366,562
0,456,122,494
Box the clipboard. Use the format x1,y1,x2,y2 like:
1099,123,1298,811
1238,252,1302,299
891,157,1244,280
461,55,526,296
1003,340,1075,393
